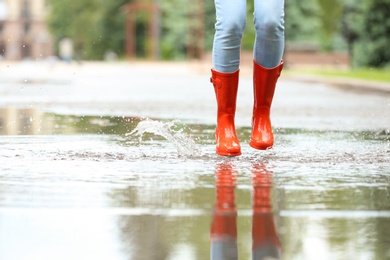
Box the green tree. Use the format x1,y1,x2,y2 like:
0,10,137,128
353,0,390,67
160,0,215,60
97,0,129,58
341,0,365,66
316,0,343,51
47,0,213,60
159,0,190,59
46,0,103,60
203,0,216,52
285,0,320,44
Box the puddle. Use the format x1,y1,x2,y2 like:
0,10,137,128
0,108,389,259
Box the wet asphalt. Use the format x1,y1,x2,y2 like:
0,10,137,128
0,60,389,260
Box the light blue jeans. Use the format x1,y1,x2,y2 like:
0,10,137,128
212,0,285,72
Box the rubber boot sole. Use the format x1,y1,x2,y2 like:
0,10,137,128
249,141,273,150
216,149,242,157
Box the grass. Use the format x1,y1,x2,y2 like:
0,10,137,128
286,67,390,83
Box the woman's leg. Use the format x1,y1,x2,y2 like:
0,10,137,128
253,0,285,68
250,0,285,150
212,0,247,73
210,0,246,156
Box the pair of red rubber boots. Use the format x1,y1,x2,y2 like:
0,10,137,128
210,60,283,156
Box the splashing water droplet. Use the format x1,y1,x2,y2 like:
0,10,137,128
127,119,202,157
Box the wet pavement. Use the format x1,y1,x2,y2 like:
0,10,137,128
0,61,389,260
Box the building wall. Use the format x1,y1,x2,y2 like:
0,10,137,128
0,0,53,60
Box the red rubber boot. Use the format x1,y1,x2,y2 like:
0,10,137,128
250,61,283,150
210,69,241,156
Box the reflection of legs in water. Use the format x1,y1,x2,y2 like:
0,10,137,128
210,163,238,260
251,163,281,260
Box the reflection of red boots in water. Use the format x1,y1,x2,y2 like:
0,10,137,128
210,163,238,259
210,163,281,259
251,164,282,259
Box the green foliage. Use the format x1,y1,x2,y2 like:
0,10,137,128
47,0,214,60
97,0,129,58
316,0,343,51
46,0,103,60
203,0,216,51
285,0,320,43
285,0,347,51
45,0,390,67
241,1,255,51
159,0,190,59
45,1,73,37
160,0,215,60
352,0,390,67
341,0,365,63
46,0,140,60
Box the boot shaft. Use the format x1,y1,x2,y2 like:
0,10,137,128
211,69,240,116
253,61,283,108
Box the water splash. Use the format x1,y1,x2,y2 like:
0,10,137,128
126,119,202,157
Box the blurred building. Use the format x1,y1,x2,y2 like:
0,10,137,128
0,0,53,60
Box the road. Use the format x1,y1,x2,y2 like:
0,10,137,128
0,60,389,260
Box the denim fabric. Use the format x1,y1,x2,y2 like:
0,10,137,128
212,0,285,72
